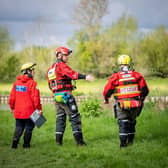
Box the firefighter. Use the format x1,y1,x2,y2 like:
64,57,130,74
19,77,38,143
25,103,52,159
47,46,94,146
9,62,42,148
103,54,149,148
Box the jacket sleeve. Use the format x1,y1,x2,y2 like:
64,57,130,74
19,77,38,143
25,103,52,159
59,62,80,80
8,84,16,110
103,74,118,100
30,81,42,111
135,72,149,101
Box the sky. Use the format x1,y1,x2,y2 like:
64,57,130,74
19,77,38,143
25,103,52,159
0,0,168,50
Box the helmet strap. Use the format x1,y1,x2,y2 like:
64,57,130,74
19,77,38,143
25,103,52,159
24,69,33,78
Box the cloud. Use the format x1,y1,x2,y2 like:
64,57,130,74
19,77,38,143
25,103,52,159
122,0,168,28
0,0,167,49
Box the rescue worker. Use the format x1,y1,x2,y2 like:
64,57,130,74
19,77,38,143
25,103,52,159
103,54,149,148
47,46,94,146
9,62,42,148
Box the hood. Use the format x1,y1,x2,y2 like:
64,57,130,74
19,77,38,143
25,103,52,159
17,75,33,83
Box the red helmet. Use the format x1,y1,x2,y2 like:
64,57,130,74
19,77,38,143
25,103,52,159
55,46,72,57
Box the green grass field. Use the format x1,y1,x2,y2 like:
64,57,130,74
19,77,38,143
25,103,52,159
0,103,168,168
0,77,168,96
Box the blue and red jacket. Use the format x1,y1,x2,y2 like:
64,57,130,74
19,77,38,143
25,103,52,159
103,70,149,102
9,75,42,119
47,59,86,93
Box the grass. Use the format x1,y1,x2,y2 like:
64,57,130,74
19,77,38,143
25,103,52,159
0,102,168,168
0,77,168,96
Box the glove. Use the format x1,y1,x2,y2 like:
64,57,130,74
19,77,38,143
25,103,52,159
104,99,109,104
38,110,42,116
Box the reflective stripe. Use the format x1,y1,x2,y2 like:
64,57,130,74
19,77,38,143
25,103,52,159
71,113,79,118
56,132,63,135
119,77,136,82
114,91,140,97
128,132,135,135
56,113,65,117
121,120,129,122
73,131,81,134
119,133,128,136
115,84,138,89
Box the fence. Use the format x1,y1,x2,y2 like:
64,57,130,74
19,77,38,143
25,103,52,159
0,95,89,105
1,95,168,105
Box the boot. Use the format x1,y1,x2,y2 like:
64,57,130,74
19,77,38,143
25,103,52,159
73,132,86,146
11,140,19,149
120,135,127,148
23,143,30,148
11,127,23,149
56,134,63,145
127,134,135,145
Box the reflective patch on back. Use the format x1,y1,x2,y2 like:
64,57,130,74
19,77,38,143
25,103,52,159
15,85,27,92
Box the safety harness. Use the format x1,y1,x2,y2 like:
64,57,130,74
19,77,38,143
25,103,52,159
114,71,141,109
47,62,74,93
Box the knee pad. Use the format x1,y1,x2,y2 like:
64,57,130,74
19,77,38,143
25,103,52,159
70,113,82,132
118,119,129,135
56,113,66,122
69,113,81,122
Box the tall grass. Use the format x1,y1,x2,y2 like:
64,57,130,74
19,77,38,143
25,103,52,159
0,102,168,168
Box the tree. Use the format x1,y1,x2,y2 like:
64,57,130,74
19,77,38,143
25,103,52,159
73,0,108,27
138,26,168,77
69,14,138,77
17,45,56,80
0,26,20,82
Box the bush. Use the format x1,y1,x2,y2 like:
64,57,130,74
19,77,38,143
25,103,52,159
79,97,103,118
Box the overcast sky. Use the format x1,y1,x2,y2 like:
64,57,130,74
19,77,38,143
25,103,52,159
0,0,168,50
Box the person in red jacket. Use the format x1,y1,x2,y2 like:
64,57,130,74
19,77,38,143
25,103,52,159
9,62,42,148
103,54,149,148
47,46,94,146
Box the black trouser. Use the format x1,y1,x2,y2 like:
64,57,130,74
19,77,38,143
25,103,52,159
114,102,139,147
118,119,136,147
55,95,85,145
12,119,34,148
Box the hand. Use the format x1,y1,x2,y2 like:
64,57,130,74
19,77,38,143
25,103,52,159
104,99,109,104
86,74,94,82
11,109,14,113
38,110,42,116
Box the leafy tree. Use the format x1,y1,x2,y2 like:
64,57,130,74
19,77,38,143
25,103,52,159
2,54,20,81
17,46,56,80
138,26,168,77
69,14,138,77
0,26,20,82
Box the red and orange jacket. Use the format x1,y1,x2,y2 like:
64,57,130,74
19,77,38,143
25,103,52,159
103,70,149,102
9,75,42,119
47,59,86,93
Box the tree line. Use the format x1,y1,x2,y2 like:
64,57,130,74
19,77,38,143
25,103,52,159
0,0,167,82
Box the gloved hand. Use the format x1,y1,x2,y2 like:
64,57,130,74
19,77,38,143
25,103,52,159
38,110,42,116
10,109,14,113
86,74,94,82
104,99,109,104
